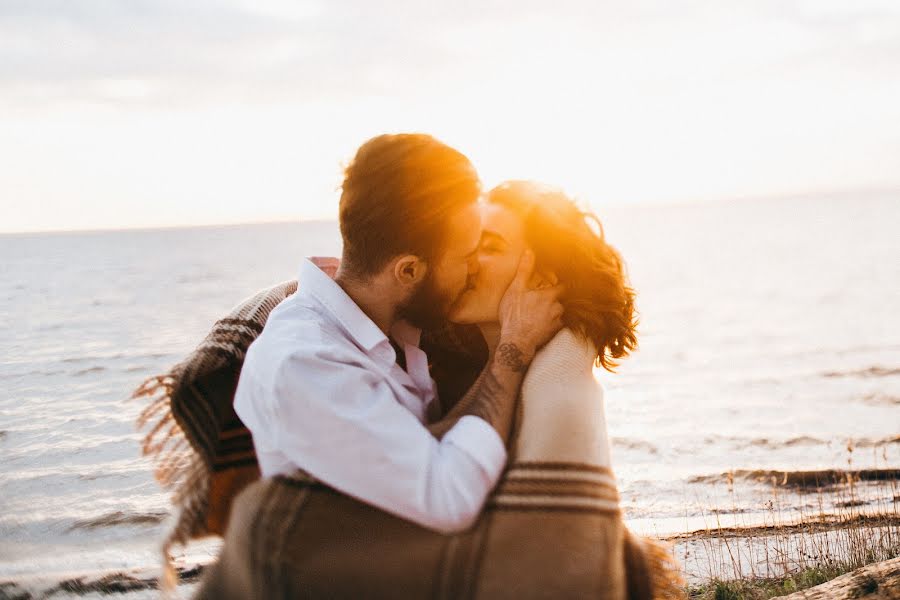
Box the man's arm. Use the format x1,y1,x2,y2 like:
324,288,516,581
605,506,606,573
238,346,508,534
428,250,564,443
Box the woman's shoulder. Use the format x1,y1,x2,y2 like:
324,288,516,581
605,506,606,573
527,328,598,380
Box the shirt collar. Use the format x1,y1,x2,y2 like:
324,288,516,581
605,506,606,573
299,258,386,351
297,259,422,352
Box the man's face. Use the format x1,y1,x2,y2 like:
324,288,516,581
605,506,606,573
398,203,481,329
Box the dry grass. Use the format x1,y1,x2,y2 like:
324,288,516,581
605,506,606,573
678,441,900,599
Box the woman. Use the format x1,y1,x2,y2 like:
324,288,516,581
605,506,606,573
423,181,637,458
418,181,679,598
452,180,635,364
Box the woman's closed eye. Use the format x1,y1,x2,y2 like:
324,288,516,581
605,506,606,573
479,231,508,254
479,240,505,254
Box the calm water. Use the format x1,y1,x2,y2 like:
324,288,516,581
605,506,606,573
1,193,898,590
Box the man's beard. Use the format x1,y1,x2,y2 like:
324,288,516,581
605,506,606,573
398,273,464,330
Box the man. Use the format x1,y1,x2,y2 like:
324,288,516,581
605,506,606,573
234,133,563,534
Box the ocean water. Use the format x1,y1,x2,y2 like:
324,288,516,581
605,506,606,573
1,192,898,593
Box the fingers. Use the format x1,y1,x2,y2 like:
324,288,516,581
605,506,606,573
539,304,565,347
512,250,536,289
551,303,564,327
540,282,566,300
552,302,564,319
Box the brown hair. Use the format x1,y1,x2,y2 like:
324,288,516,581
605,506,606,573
339,133,481,277
487,181,638,371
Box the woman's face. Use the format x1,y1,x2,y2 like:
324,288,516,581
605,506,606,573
447,203,527,325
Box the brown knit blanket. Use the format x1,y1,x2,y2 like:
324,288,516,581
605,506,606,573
195,465,683,600
133,281,684,598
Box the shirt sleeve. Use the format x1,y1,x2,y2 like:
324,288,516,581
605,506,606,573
260,349,507,534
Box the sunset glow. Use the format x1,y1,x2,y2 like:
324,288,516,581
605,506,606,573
2,1,899,232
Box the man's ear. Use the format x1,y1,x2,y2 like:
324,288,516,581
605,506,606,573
393,255,428,287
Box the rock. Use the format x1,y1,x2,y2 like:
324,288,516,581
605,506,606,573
777,556,900,599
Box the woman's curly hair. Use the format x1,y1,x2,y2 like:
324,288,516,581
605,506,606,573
487,181,638,371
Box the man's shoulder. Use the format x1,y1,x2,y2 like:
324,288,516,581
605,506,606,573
260,293,317,329
248,295,365,368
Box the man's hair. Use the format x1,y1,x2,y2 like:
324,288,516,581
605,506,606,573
338,133,481,277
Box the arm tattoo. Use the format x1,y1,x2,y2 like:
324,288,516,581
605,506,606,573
496,342,528,373
468,369,506,427
429,342,530,437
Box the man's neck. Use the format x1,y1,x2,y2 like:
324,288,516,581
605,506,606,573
334,270,397,336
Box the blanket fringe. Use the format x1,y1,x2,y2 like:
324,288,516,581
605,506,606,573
133,373,210,593
130,281,301,595
642,537,687,600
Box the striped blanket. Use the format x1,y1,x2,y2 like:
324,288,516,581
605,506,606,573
194,464,677,599
133,282,684,598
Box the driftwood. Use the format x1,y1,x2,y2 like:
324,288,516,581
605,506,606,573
778,556,900,599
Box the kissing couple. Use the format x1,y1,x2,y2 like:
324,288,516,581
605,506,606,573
135,133,684,599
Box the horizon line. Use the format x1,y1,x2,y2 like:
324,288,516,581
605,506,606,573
3,184,897,237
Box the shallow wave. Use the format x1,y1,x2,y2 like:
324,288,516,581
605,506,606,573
611,437,659,454
0,368,66,380
742,435,824,449
67,510,168,531
689,467,900,488
0,565,205,598
729,434,897,449
822,365,900,378
60,351,172,365
853,435,900,447
61,355,121,364
73,366,107,376
698,434,826,449
858,392,900,406
665,512,897,541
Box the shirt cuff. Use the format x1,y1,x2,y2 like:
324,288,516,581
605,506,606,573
442,415,508,484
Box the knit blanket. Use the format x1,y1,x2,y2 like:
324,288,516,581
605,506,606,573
133,281,684,598
195,466,680,599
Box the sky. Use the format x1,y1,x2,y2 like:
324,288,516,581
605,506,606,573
1,0,899,233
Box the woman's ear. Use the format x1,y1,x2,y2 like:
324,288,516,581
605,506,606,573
528,265,559,289
393,255,427,287
539,268,559,286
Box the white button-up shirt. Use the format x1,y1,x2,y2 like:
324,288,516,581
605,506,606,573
234,259,507,533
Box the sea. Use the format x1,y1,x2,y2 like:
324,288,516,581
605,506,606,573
1,191,898,596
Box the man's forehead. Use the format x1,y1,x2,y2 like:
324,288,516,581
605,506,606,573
446,204,482,253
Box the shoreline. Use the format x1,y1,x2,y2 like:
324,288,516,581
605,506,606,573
666,511,899,542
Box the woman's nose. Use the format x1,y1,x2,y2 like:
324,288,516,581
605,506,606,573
467,253,480,274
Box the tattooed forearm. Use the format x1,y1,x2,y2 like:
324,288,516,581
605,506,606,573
467,370,506,427
427,341,533,443
496,342,528,373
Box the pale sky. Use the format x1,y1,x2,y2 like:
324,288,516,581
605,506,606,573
2,0,899,233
